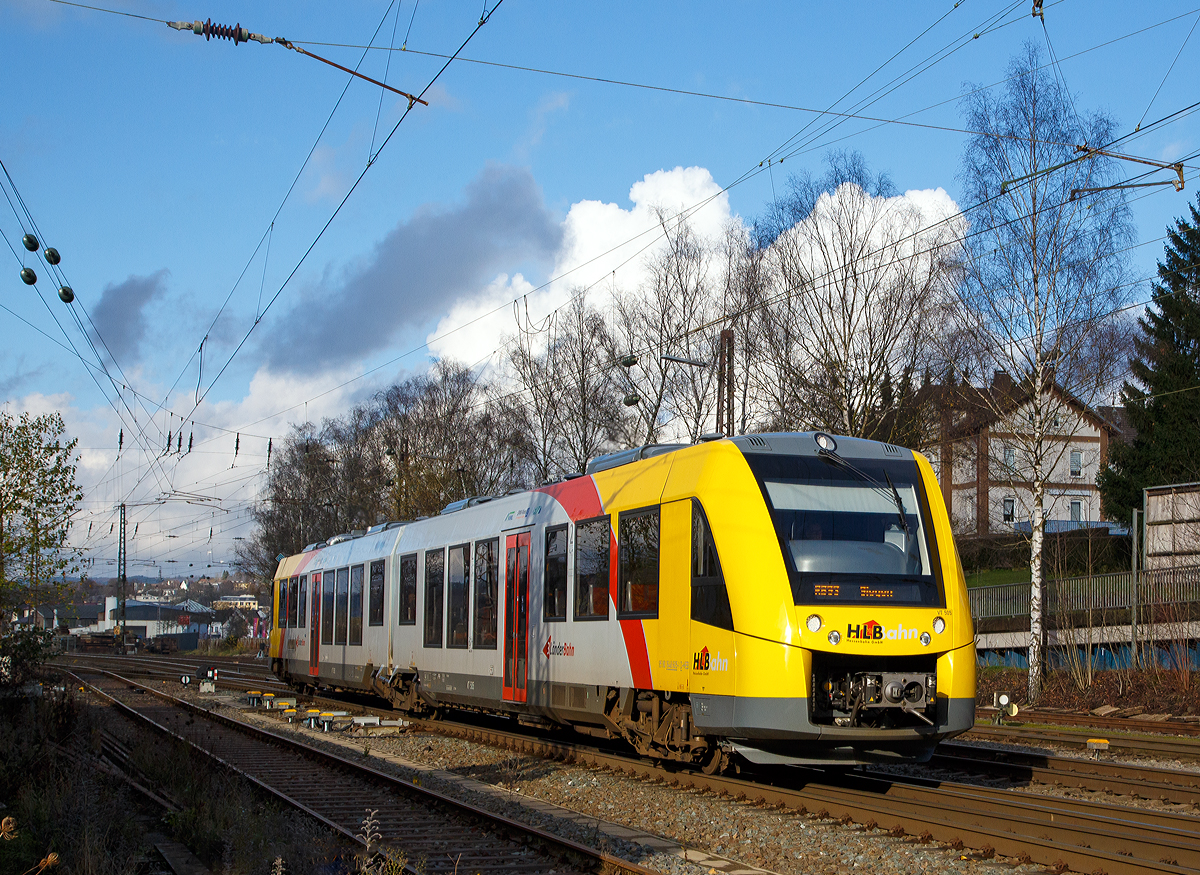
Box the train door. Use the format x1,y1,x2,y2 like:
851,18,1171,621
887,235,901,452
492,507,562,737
309,571,321,676
502,532,530,703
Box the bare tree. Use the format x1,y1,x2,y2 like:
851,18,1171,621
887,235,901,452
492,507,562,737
611,210,721,445
756,151,961,439
554,292,624,471
954,43,1134,702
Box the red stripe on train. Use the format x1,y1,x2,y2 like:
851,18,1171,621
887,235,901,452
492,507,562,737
535,478,653,689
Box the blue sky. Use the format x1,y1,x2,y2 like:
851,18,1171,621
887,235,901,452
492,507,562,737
2,0,1197,573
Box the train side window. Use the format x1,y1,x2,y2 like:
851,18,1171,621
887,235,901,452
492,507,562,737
368,559,385,626
473,538,499,649
288,576,300,628
424,548,445,648
618,507,660,618
448,544,470,648
543,525,569,621
349,564,364,645
297,574,308,629
691,500,733,631
277,579,287,628
398,553,417,625
334,567,350,645
321,571,335,645
574,516,610,620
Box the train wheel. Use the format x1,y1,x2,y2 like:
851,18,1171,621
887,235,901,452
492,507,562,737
700,748,728,776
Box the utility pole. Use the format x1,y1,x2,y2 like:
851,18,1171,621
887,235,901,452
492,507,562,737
714,329,735,436
118,503,127,635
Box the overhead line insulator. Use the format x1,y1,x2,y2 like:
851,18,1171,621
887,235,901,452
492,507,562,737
166,19,271,45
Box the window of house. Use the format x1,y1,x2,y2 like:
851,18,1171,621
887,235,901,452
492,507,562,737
398,553,417,625
297,574,307,629
1003,446,1015,469
691,500,733,630
1070,450,1082,478
1071,500,1082,523
575,516,610,620
448,544,470,648
368,559,385,626
473,538,499,648
348,564,364,645
618,507,660,618
1003,498,1015,523
544,525,569,621
334,567,349,645
424,548,444,648
321,571,335,645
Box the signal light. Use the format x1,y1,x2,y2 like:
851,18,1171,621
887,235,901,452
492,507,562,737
806,614,822,632
827,629,841,645
932,616,945,634
919,632,931,646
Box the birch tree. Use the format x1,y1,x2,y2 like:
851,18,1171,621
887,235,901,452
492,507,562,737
955,43,1134,702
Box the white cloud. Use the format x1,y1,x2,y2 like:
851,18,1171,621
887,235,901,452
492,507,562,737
427,166,738,367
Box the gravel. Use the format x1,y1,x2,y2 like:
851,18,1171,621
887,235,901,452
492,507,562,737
215,696,1055,875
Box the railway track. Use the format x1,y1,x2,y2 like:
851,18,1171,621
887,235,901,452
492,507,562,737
59,654,1200,796
967,722,1200,762
69,666,659,875
58,655,1200,873
987,706,1200,738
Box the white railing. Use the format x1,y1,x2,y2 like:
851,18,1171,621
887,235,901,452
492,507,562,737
969,566,1200,619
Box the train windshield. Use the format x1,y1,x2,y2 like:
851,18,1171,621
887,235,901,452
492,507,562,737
745,453,943,607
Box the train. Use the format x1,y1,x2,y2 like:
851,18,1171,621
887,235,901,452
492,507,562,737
269,431,975,770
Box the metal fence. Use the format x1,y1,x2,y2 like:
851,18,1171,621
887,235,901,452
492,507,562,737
969,566,1200,619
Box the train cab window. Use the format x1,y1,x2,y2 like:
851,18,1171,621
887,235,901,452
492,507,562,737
424,548,445,648
448,544,470,648
574,516,610,620
398,553,417,625
691,500,733,630
297,575,308,629
277,579,287,628
334,567,350,645
473,538,499,649
349,564,364,646
618,507,660,618
321,571,335,645
543,525,568,621
368,559,385,626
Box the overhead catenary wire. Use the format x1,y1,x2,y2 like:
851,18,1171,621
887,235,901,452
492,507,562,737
21,0,1198,565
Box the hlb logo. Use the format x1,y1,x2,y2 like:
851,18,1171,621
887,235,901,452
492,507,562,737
847,620,921,641
692,646,728,672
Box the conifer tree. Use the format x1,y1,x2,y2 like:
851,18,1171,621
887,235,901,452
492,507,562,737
1099,197,1200,522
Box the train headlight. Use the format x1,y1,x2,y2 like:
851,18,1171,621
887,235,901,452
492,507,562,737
932,617,945,634
827,629,841,645
919,632,931,646
806,614,823,633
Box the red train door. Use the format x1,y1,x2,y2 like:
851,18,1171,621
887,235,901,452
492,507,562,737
309,572,321,676
502,532,530,703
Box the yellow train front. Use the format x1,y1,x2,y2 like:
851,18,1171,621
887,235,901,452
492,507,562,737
659,432,975,766
270,431,974,769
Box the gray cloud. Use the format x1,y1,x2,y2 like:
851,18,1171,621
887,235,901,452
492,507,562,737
90,269,169,364
264,164,561,374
